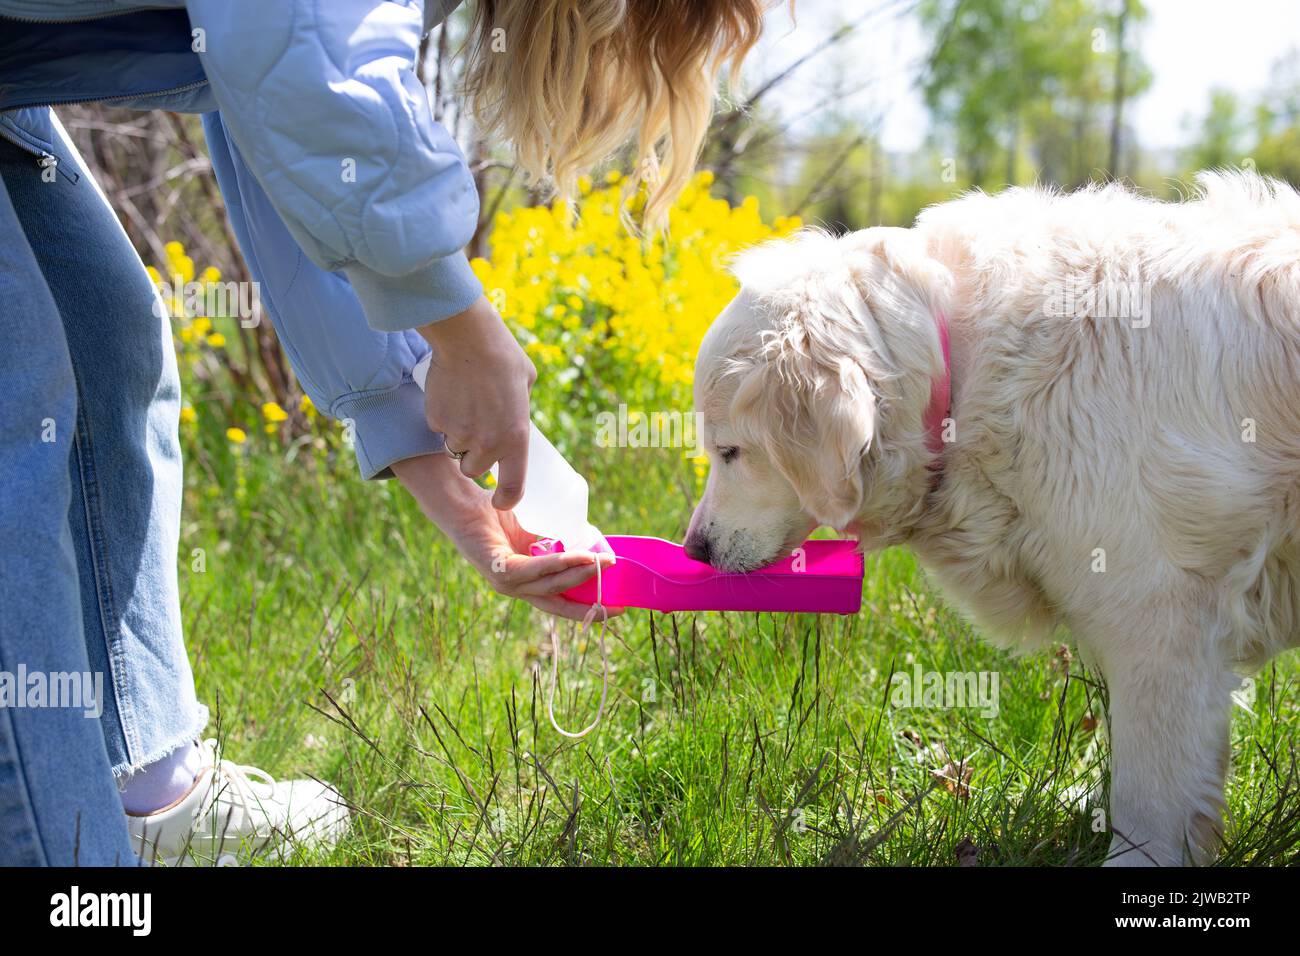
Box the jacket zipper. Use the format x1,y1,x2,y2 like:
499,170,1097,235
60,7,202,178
0,121,72,180
0,7,149,24
0,79,208,180
16,78,210,111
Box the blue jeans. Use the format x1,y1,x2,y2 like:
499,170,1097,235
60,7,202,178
0,109,207,865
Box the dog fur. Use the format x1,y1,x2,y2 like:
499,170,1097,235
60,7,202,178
685,170,1300,866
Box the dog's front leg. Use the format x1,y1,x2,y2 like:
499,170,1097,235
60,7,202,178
1094,632,1236,867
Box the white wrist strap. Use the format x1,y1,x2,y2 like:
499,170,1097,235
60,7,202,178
546,557,609,739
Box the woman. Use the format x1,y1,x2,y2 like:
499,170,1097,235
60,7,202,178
0,0,767,865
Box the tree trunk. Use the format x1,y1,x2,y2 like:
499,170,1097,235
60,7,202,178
1005,111,1019,187
866,139,883,226
1108,0,1131,181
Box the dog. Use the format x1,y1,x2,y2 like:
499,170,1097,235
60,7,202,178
684,170,1300,866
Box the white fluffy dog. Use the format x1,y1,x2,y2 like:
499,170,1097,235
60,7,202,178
685,171,1300,866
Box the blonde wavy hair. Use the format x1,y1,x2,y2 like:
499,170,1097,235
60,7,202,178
462,0,770,229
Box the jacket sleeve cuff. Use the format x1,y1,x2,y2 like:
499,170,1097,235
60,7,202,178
335,380,446,480
343,251,484,333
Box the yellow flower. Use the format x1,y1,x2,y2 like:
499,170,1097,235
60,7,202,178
177,257,195,285
179,406,197,425
299,394,317,419
261,401,289,423
199,266,221,284
206,333,226,348
226,427,247,444
451,167,790,427
192,317,212,336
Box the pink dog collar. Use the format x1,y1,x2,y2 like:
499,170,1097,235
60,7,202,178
921,311,952,466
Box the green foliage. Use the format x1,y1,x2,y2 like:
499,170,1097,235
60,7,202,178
1185,89,1245,172
1190,50,1300,187
920,0,1151,189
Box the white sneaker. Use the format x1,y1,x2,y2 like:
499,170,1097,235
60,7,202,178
127,739,350,866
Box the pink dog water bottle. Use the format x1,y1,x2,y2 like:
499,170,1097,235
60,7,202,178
412,354,610,554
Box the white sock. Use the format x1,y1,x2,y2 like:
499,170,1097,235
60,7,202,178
118,741,203,814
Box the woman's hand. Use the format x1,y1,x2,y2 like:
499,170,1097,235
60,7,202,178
392,453,622,622
417,295,536,510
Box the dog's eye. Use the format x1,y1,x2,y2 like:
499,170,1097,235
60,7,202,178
718,446,739,464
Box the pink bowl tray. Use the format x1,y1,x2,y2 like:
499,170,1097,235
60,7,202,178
531,535,863,614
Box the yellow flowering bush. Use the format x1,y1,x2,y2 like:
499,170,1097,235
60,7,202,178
155,172,798,475
471,171,800,433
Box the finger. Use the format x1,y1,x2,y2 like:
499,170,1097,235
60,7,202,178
458,448,495,480
524,595,592,621
523,594,626,622
587,534,617,561
496,550,601,587
438,430,472,456
492,443,529,511
514,560,606,598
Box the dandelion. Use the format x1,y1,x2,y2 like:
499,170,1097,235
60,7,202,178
226,427,247,444
206,332,226,348
180,406,197,425
261,401,289,423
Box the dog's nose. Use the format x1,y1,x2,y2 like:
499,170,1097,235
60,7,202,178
683,534,711,564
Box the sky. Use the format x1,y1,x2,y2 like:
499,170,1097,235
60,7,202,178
754,0,1300,154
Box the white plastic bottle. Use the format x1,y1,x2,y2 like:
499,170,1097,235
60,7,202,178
413,354,609,554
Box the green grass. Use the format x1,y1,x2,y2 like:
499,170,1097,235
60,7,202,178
179,429,1300,867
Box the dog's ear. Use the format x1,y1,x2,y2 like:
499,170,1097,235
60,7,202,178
730,291,878,530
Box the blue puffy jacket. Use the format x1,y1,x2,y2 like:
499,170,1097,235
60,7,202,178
0,0,481,478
